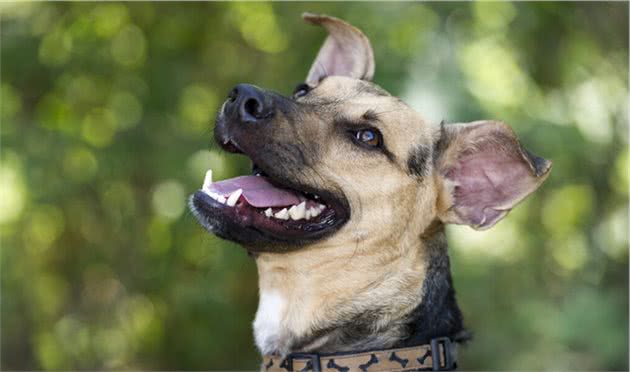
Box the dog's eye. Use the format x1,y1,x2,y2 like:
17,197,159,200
293,83,310,98
354,129,381,147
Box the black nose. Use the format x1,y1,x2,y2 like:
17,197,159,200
225,84,273,123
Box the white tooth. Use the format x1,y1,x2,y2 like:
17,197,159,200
305,209,312,220
207,192,218,200
202,169,213,191
264,208,273,217
274,208,289,220
217,195,226,204
318,204,326,211
309,207,320,217
289,202,306,220
226,189,242,207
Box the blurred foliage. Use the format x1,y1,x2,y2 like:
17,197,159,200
1,2,628,370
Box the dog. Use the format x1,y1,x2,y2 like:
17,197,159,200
190,13,551,371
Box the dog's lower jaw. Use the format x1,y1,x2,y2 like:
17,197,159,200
252,222,466,356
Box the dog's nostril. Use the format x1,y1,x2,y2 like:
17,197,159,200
243,98,262,118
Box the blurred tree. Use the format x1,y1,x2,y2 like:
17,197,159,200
1,2,627,370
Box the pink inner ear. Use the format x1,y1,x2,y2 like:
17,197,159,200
446,147,538,229
311,41,357,80
304,14,375,85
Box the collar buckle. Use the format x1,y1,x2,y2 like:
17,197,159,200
283,352,322,372
430,337,456,371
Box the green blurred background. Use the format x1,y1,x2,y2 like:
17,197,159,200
1,2,628,370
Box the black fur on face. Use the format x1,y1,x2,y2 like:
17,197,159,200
190,87,351,251
407,144,432,178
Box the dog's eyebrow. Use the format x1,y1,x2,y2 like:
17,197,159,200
362,109,380,122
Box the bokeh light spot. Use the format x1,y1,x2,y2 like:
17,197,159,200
610,148,629,195
38,28,73,66
82,264,123,306
542,184,594,236
24,205,65,252
81,108,118,148
570,79,613,144
54,315,90,360
111,24,146,67
459,37,529,108
117,295,158,344
100,181,136,223
64,74,103,106
63,146,98,182
0,158,26,225
151,180,186,220
36,93,78,133
1,83,22,122
448,219,524,262
230,2,288,53
187,149,229,184
595,207,629,261
94,327,129,367
91,3,129,38
550,233,588,272
472,2,516,31
108,91,143,129
178,84,217,134
36,332,66,370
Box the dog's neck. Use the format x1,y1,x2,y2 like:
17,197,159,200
252,221,466,356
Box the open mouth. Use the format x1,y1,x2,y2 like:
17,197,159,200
190,141,349,246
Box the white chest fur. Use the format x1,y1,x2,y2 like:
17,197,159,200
253,290,287,354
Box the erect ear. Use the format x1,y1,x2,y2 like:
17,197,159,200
302,12,375,86
435,120,552,230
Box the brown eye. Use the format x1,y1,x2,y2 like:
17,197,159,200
355,129,381,147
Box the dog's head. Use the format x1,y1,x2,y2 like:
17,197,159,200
190,13,551,252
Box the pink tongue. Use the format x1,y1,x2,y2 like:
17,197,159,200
208,175,302,208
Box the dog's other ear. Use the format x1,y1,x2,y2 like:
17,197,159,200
435,120,552,230
303,12,375,86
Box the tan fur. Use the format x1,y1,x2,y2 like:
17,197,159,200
251,76,441,355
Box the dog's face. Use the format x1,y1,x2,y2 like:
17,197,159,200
190,13,551,252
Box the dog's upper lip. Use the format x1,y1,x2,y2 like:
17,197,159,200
220,137,243,154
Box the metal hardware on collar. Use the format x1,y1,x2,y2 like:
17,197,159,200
283,352,322,372
263,338,457,371
430,337,455,371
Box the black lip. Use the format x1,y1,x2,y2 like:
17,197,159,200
192,148,349,248
190,187,349,250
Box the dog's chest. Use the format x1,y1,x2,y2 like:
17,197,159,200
253,290,288,354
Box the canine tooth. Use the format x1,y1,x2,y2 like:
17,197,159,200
264,208,273,217
202,169,213,191
226,189,242,207
274,208,289,220
217,195,226,204
289,202,306,220
318,204,326,210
